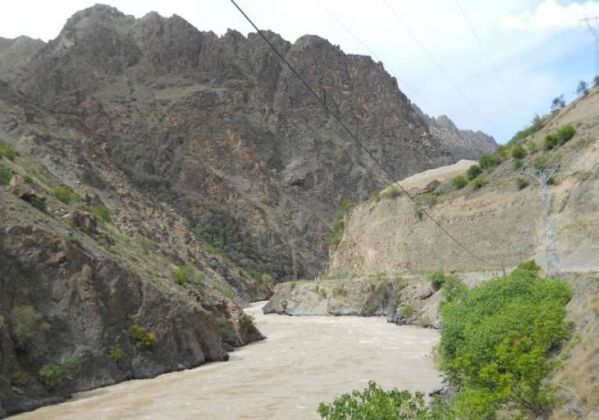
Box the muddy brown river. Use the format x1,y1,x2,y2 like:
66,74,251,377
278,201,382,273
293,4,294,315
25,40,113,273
16,302,441,419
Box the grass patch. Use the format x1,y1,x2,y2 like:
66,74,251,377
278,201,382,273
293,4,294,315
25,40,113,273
452,175,467,190
467,164,482,180
0,166,12,185
91,204,111,223
328,198,351,247
52,185,80,204
470,175,488,190
516,176,530,190
0,140,16,160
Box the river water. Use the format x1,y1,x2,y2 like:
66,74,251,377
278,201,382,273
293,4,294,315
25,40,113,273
16,302,441,420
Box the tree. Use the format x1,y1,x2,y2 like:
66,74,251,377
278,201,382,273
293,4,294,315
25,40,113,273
577,80,589,96
550,95,565,113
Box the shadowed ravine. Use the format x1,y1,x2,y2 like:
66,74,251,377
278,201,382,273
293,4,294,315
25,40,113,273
15,302,441,420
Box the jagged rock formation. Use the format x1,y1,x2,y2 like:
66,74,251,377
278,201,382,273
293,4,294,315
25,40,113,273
413,105,497,160
0,4,466,281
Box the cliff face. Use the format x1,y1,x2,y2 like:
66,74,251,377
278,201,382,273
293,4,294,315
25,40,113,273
414,105,497,160
0,4,460,280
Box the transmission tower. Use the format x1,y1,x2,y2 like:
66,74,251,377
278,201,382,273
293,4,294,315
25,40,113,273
522,166,561,278
581,16,599,76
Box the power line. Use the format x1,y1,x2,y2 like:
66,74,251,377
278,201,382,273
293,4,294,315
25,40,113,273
229,0,499,270
455,0,521,111
382,0,498,134
316,0,443,117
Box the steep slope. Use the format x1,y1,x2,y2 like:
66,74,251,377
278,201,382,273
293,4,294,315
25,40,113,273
0,4,459,280
0,80,262,417
414,105,498,160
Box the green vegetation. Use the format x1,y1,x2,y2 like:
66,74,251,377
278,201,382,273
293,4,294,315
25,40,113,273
91,204,111,223
0,140,16,160
129,324,157,349
52,185,80,204
318,381,438,420
30,195,47,212
171,264,194,285
451,175,467,190
544,124,576,151
428,269,446,290
39,356,80,391
478,153,501,170
380,186,401,199
0,166,12,184
215,316,231,336
508,114,544,145
527,140,538,154
516,176,530,190
332,286,348,298
470,175,488,190
399,304,415,319
439,265,572,418
512,158,523,169
11,305,50,346
108,345,125,362
466,164,482,180
533,156,551,170
328,198,351,247
511,145,527,159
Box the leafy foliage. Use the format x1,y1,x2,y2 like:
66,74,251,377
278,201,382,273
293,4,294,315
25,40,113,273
466,165,482,180
129,324,157,349
452,175,467,190
511,145,527,160
428,269,446,290
516,176,530,190
0,165,12,184
318,381,434,420
328,198,352,247
478,154,501,170
0,140,16,160
508,114,544,144
439,267,572,418
512,158,523,170
171,264,194,285
91,204,111,223
544,124,576,151
108,345,125,362
53,185,80,204
11,305,50,346
470,175,488,190
39,356,80,391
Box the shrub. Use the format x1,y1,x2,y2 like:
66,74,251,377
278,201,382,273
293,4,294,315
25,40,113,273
467,165,482,180
52,185,80,204
527,140,538,154
0,140,16,160
478,154,500,169
509,115,544,144
452,175,467,190
129,324,157,349
171,264,194,285
11,305,50,345
0,166,12,184
108,345,125,362
380,186,401,199
318,381,432,419
399,304,415,319
517,259,541,273
91,204,111,223
511,145,527,159
544,133,559,150
441,275,467,305
328,198,351,247
440,268,572,418
215,316,230,336
516,176,530,190
556,124,576,144
428,269,446,290
512,158,523,170
30,196,47,212
38,356,79,391
470,175,488,190
533,156,551,170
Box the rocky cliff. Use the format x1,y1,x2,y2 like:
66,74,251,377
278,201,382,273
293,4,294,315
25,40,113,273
414,105,497,160
0,4,482,281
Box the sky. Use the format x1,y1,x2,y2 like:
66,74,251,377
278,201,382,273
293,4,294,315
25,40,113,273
0,0,597,142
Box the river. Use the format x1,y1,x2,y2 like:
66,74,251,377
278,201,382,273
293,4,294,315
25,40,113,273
16,302,441,419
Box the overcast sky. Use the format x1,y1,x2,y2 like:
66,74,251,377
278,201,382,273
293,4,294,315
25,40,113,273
0,0,597,142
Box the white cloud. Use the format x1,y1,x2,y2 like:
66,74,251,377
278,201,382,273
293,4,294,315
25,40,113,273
502,0,599,32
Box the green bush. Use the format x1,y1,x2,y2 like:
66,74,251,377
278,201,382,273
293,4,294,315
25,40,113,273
399,304,415,319
533,156,551,170
11,305,50,345
452,175,467,190
129,324,157,349
91,204,111,223
428,269,446,290
470,175,488,190
38,356,80,391
440,268,572,418
516,176,530,190
215,316,230,336
171,264,194,285
0,140,16,160
328,198,351,247
511,145,527,159
556,124,576,144
108,345,125,362
527,140,538,154
544,133,559,151
508,115,544,144
441,275,467,305
0,166,12,184
466,165,482,180
478,154,501,169
318,381,433,419
517,259,541,273
52,185,80,204
380,186,401,199
512,158,523,170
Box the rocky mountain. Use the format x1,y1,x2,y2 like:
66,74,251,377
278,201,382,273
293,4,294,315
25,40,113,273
0,4,502,282
413,105,497,159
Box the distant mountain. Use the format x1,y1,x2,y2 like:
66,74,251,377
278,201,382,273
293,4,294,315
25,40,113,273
413,105,497,159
